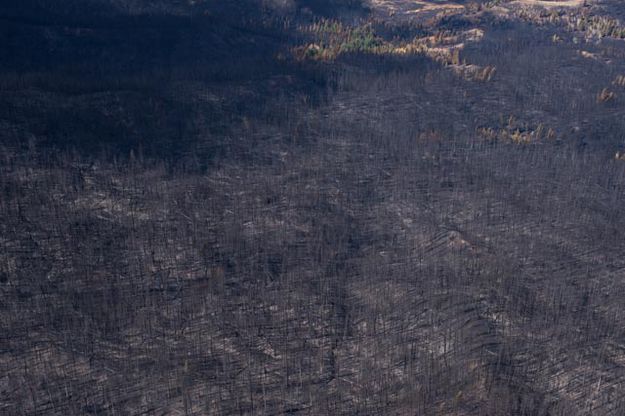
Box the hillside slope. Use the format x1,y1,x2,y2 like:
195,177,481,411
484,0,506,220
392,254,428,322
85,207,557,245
2,1,625,415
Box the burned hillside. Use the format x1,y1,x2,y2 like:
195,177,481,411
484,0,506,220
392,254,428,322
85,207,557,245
2,0,625,415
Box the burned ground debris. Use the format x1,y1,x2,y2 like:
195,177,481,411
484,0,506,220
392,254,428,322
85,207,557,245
2,0,625,415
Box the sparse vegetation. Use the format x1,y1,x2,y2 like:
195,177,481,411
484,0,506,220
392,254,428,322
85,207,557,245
512,4,625,40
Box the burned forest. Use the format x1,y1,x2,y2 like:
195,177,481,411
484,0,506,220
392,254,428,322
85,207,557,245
2,0,625,415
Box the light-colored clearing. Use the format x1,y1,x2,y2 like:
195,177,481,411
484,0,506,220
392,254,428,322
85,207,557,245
511,0,586,8
370,0,464,18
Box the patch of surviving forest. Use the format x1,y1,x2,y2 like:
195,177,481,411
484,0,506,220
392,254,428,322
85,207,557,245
2,0,625,415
